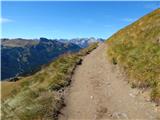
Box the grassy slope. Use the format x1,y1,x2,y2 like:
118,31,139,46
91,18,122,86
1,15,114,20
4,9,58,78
1,43,98,120
107,9,160,104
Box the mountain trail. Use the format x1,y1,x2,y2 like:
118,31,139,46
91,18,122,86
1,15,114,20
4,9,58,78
59,43,160,120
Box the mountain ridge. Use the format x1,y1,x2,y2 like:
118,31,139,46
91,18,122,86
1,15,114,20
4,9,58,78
1,38,81,80
1,37,103,80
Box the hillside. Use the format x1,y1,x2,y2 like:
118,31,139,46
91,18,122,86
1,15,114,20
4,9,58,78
1,43,98,120
107,9,160,104
1,38,81,80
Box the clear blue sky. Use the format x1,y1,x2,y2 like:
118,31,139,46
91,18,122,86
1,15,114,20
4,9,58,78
1,1,160,39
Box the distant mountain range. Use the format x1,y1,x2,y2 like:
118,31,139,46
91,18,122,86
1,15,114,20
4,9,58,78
59,37,104,48
1,37,104,80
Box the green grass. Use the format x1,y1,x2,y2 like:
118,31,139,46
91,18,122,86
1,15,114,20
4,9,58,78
1,43,98,120
107,9,160,104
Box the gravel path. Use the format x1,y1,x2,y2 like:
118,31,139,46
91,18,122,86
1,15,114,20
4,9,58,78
59,43,160,120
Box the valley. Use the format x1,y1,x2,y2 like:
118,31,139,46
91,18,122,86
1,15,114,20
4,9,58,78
1,37,103,80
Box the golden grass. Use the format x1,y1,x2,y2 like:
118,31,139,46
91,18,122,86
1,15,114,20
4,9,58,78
1,43,98,120
106,9,160,104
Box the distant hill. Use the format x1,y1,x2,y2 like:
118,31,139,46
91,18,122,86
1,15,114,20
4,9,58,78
107,9,160,103
1,38,81,80
1,38,39,47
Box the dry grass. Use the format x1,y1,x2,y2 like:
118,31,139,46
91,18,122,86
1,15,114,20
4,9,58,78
1,43,98,120
106,9,160,104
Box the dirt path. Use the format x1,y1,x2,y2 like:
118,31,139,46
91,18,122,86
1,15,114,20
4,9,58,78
59,43,160,120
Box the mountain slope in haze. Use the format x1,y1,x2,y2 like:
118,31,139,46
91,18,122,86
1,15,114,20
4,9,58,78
107,9,160,104
1,38,39,47
1,38,81,80
69,37,104,48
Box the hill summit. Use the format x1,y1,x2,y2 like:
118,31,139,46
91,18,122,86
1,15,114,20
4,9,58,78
108,8,160,44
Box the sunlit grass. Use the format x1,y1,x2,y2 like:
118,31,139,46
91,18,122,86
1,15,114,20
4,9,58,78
107,9,160,104
1,43,98,120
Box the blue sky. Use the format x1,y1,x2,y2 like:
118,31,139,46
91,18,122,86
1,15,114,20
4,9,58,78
1,1,160,39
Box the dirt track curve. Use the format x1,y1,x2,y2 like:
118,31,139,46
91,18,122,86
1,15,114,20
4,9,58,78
59,43,160,120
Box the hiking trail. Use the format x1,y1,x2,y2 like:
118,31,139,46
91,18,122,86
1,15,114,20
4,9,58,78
59,43,160,120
